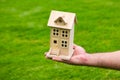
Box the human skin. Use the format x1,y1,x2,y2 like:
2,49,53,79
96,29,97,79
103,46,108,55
45,44,120,70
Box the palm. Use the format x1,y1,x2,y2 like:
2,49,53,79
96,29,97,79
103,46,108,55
46,44,88,65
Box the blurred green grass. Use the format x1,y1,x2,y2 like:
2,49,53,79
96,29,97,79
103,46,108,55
0,0,120,80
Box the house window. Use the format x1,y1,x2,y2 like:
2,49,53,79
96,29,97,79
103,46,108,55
61,40,68,48
59,19,62,23
53,28,59,36
61,30,68,38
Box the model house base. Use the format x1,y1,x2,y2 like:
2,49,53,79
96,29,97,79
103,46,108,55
46,48,74,60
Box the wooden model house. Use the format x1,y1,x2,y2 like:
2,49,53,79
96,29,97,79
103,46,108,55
46,10,77,60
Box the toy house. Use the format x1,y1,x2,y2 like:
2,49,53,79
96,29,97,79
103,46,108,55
46,10,77,60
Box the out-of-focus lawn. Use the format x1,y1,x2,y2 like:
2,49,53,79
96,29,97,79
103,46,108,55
0,0,120,80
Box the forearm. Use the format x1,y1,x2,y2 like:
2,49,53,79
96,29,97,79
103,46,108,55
84,51,120,70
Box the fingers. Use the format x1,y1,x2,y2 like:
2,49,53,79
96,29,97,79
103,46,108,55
52,56,73,64
45,50,73,65
45,52,73,64
52,57,63,62
73,44,78,49
45,52,66,63
73,44,86,54
44,52,47,56
45,52,52,59
77,46,86,54
45,52,64,62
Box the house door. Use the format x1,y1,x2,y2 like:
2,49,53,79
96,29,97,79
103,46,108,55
51,38,60,55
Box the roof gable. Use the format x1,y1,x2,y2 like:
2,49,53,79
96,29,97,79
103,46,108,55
47,10,77,29
54,17,67,26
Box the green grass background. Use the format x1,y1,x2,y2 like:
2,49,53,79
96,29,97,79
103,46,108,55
0,0,120,80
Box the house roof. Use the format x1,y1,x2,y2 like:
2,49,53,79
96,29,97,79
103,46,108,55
47,10,77,29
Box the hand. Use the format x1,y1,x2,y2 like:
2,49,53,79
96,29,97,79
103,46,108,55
45,44,90,65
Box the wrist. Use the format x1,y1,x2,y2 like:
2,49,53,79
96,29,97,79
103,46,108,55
80,53,92,65
83,53,100,66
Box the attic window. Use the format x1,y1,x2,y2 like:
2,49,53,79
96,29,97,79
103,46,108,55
59,19,62,23
54,17,67,25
